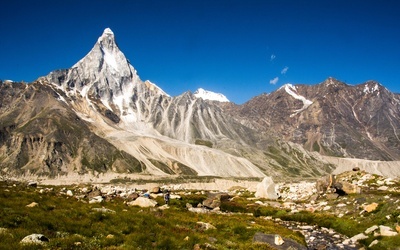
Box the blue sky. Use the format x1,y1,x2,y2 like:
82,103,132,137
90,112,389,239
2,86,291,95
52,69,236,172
1,0,399,104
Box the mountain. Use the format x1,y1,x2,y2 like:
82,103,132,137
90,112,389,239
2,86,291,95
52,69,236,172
220,77,400,161
1,28,399,181
193,88,230,102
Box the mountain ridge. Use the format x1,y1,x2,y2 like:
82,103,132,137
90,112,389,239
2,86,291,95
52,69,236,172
1,28,399,181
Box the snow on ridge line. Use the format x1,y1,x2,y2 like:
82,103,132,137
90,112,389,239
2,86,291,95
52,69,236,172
282,84,313,117
194,88,230,102
363,83,379,94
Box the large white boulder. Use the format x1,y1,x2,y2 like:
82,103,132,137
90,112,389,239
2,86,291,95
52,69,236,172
255,176,279,199
20,234,49,245
127,197,157,207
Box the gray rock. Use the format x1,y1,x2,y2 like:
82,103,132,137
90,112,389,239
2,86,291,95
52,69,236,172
196,221,216,230
202,198,221,209
89,196,104,204
151,186,161,193
127,193,139,200
27,182,37,188
326,193,339,200
379,225,398,236
188,207,209,214
20,234,49,245
350,233,368,242
253,232,307,249
365,225,379,234
127,197,157,207
316,175,335,193
87,189,102,199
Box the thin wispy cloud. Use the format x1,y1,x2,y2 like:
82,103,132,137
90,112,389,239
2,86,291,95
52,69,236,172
281,66,289,75
270,54,276,61
270,77,279,85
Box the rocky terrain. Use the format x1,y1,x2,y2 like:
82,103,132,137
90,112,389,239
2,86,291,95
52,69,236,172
2,169,400,249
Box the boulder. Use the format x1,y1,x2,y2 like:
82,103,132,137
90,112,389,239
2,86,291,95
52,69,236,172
339,181,361,194
202,193,230,209
150,186,161,194
127,197,157,207
379,225,398,236
202,198,221,209
255,177,279,199
316,175,335,193
127,193,139,200
20,234,49,245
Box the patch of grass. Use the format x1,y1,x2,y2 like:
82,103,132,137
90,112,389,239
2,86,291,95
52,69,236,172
0,181,306,249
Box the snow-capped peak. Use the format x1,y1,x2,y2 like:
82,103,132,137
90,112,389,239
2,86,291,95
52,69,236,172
194,88,230,102
103,27,114,35
363,82,380,94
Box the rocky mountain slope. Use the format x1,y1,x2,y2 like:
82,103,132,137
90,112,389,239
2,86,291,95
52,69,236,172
1,28,399,180
221,78,400,161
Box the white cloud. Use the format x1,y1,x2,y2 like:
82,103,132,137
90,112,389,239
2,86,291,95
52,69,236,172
281,66,289,75
270,54,276,61
269,77,279,85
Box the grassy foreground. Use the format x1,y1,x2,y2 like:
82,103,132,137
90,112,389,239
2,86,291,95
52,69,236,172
0,181,304,250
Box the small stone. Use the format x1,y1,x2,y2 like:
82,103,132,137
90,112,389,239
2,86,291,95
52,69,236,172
396,224,400,233
66,190,73,196
184,236,189,241
365,225,379,234
369,239,379,247
363,202,379,213
91,208,116,214
106,234,114,239
377,186,388,191
326,193,339,200
26,202,39,208
274,235,284,245
323,206,331,211
350,233,368,242
197,222,216,230
193,243,201,250
27,182,38,188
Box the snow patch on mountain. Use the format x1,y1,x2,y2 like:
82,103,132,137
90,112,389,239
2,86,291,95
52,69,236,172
194,88,229,102
282,84,313,117
363,83,380,95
